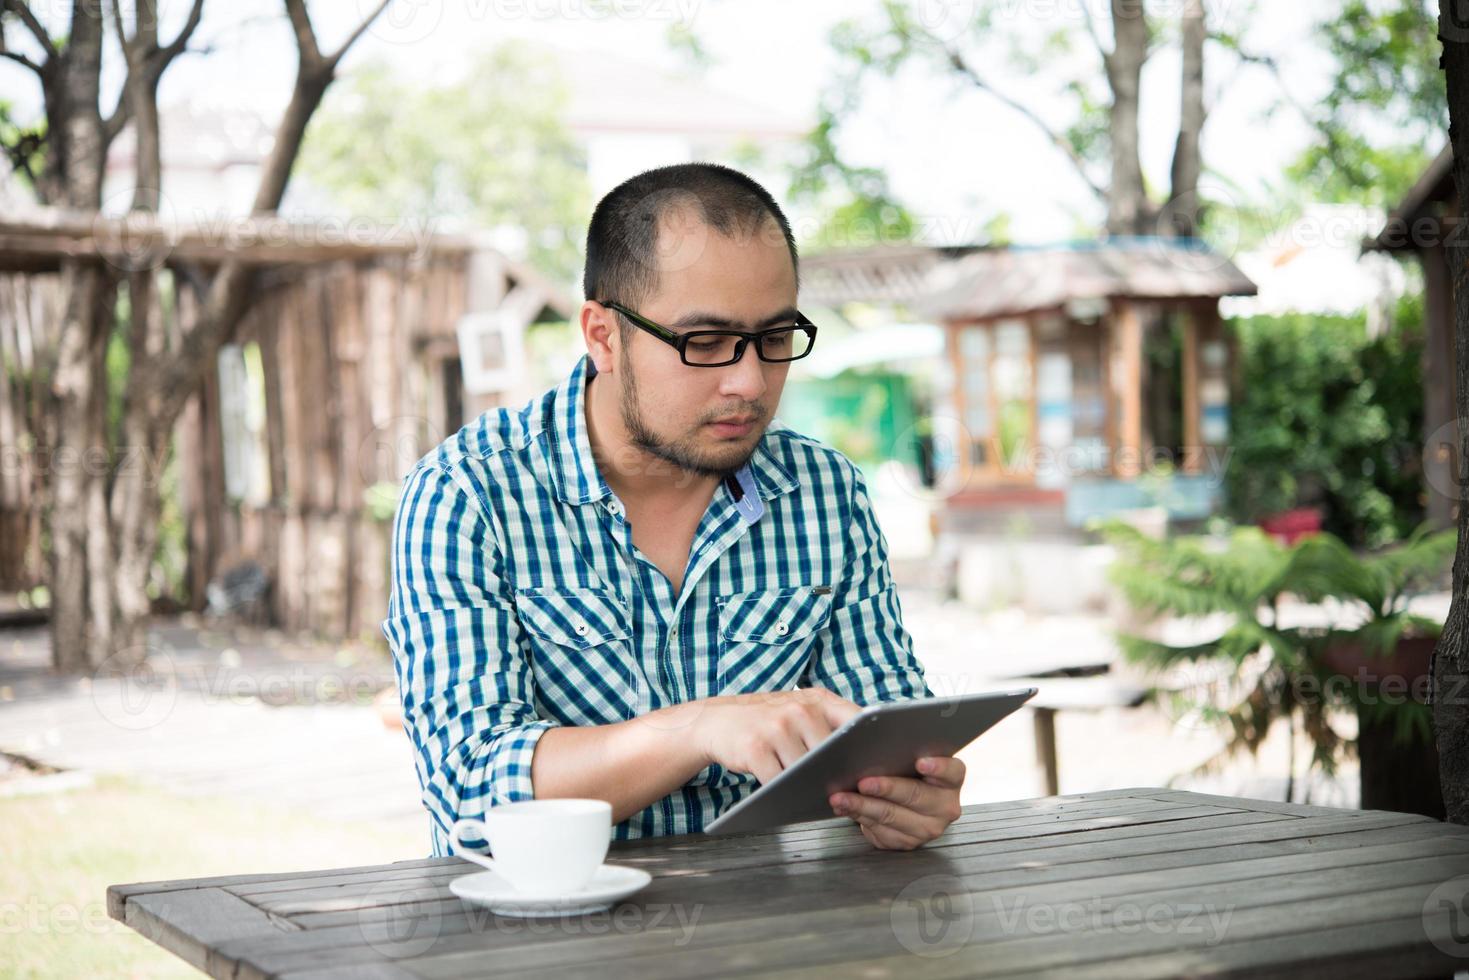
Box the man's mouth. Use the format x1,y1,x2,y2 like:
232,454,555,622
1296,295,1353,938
708,415,757,436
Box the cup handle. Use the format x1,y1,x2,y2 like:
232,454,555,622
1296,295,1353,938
449,818,497,873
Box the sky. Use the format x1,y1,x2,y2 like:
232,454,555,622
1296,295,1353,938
0,0,1365,242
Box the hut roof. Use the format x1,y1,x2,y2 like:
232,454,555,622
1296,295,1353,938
0,207,577,319
801,238,1256,321
1366,144,1454,253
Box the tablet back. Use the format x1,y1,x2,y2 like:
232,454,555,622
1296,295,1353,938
703,687,1038,835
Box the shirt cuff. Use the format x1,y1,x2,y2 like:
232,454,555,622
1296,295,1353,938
483,717,561,806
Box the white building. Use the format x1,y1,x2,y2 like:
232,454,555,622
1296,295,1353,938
1219,204,1407,334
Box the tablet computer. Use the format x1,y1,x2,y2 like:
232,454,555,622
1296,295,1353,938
703,687,1038,836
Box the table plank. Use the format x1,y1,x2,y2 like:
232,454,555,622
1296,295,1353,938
106,858,447,920
120,888,301,976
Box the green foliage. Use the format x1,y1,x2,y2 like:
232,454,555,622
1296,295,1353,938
1098,520,1451,785
664,20,712,70
0,98,47,197
789,1,1038,249
1285,0,1444,206
297,47,591,285
1225,305,1424,548
788,103,918,251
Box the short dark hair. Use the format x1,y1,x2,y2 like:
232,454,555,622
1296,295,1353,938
582,162,800,311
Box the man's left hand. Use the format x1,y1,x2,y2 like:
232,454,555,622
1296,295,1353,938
829,755,966,850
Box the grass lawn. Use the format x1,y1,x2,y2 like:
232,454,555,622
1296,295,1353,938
2,775,425,979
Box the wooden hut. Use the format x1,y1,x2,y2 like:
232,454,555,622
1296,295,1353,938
0,210,573,637
801,240,1256,534
1366,146,1458,529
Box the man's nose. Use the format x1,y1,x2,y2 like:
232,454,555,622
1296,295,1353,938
718,340,769,400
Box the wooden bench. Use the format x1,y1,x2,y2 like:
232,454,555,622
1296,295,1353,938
1019,676,1149,795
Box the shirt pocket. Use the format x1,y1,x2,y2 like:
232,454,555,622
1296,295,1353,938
715,585,835,696
514,587,640,724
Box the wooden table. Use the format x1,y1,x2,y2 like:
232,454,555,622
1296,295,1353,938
109,788,1469,979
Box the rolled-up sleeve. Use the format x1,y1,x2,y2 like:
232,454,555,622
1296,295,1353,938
382,462,559,855
800,462,933,705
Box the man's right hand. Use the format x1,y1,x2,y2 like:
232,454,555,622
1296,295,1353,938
693,687,863,786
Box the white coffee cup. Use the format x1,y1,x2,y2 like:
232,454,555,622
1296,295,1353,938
449,799,612,896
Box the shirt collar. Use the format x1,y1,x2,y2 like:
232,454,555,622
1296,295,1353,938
545,355,798,513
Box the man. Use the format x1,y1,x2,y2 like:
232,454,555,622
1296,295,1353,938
383,163,965,855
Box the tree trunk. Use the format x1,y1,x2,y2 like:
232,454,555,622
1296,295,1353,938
47,2,111,673
1106,0,1150,236
108,19,171,668
1162,0,1207,238
49,262,112,672
1433,0,1469,824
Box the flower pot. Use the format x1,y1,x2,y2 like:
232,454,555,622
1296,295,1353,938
1258,507,1323,546
1320,634,1443,819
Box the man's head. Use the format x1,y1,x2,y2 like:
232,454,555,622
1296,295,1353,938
581,163,801,481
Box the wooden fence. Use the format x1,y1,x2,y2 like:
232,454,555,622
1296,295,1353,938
0,212,572,638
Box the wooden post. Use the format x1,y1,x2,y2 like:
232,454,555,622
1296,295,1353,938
1424,241,1458,529
1027,315,1039,484
1181,304,1202,474
1116,298,1144,479
1033,707,1059,796
946,321,969,489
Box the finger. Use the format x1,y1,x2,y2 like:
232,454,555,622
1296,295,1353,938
857,817,925,851
789,706,838,754
771,727,814,771
855,775,951,819
832,790,943,840
816,690,862,728
915,755,966,788
750,749,783,787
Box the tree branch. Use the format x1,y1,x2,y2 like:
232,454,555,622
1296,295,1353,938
324,0,389,66
150,0,392,424
1216,36,1317,132
944,45,1108,204
106,0,134,66
0,47,41,73
2,0,56,60
102,91,132,146
159,0,206,64
1080,0,1113,72
283,0,322,64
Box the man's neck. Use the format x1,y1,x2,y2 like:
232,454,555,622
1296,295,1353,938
584,371,721,507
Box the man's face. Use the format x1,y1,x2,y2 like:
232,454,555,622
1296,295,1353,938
614,211,798,480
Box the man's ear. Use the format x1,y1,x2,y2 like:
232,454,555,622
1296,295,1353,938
581,301,618,376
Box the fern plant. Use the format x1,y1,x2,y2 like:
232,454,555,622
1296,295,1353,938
1096,520,1453,800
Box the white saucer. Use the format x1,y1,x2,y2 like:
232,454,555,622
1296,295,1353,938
448,863,652,918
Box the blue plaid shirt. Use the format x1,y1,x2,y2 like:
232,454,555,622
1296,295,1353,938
383,354,931,854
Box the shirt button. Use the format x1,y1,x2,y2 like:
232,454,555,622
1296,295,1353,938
605,499,623,516
574,622,590,637
774,620,790,636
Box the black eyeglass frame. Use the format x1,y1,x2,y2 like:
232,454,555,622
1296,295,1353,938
600,300,818,367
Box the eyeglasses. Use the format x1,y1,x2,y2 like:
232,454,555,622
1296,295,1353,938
601,300,818,368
